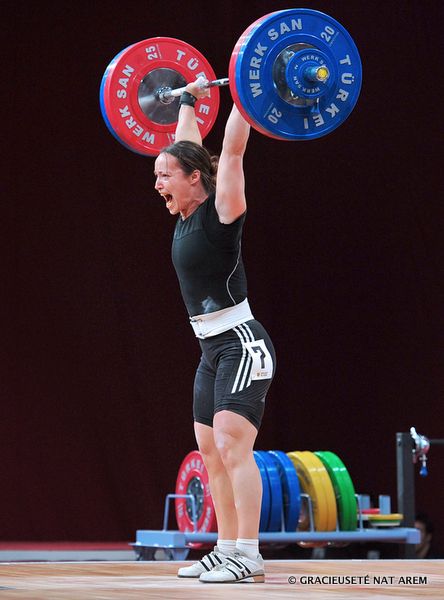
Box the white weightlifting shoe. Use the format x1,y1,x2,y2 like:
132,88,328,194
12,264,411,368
177,546,229,578
199,550,265,583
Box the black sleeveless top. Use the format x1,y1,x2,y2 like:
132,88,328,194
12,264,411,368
172,193,247,317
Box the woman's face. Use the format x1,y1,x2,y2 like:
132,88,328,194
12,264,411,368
154,153,194,216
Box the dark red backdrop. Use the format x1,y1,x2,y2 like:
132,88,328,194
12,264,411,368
6,0,443,549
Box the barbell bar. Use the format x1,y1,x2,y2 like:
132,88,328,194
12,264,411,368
158,77,230,104
157,62,331,103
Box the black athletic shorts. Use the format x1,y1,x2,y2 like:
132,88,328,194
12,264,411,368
193,319,276,430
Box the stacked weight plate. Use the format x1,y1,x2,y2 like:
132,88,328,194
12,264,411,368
175,451,217,548
176,449,357,539
100,37,220,155
287,451,337,546
229,9,362,140
315,450,357,532
254,450,299,532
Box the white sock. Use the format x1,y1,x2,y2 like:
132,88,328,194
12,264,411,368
236,538,259,559
216,539,236,556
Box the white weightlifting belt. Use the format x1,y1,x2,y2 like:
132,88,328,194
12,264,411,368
190,298,253,339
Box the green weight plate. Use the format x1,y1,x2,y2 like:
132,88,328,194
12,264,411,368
315,450,355,531
315,450,357,531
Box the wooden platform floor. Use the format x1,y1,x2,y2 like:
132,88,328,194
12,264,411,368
0,560,442,599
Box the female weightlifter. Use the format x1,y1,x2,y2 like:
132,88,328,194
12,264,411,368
153,78,276,583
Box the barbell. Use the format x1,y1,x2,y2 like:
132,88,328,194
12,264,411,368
100,9,362,155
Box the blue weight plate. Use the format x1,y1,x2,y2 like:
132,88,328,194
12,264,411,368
268,450,301,531
230,9,362,140
253,450,271,532
229,12,287,141
257,451,284,532
100,43,137,152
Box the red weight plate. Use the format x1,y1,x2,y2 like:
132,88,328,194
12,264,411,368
101,37,219,156
175,450,217,548
229,13,287,141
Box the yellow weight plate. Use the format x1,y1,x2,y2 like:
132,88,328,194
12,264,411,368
368,513,403,520
368,513,403,527
303,451,337,531
287,451,329,532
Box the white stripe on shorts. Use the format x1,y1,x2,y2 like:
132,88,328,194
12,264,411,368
231,323,255,394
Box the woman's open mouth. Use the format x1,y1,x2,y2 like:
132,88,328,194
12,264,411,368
161,193,173,208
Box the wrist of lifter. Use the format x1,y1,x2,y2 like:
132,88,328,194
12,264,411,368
179,91,197,108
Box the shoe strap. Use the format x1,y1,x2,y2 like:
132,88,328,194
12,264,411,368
200,550,224,571
225,555,252,577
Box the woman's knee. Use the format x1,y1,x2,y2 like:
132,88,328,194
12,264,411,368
213,425,255,471
213,410,258,468
213,430,239,469
194,422,224,470
195,424,239,472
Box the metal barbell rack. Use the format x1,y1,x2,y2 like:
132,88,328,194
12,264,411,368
131,429,441,561
396,428,442,558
